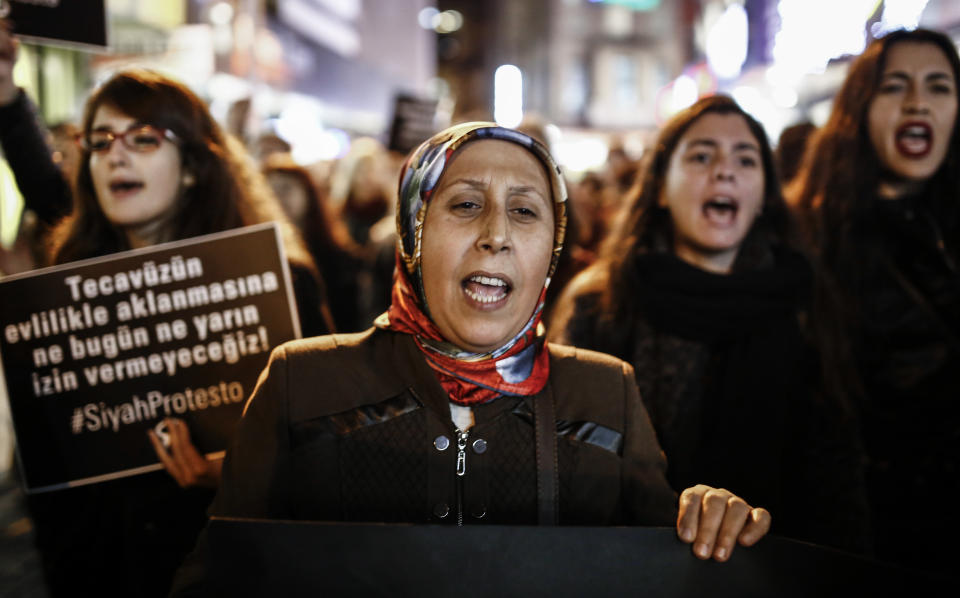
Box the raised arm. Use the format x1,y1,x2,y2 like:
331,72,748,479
0,23,72,227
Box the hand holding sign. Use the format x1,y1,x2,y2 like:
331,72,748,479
0,1,107,50
148,417,223,489
676,484,772,562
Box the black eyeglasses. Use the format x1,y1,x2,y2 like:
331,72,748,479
79,125,179,153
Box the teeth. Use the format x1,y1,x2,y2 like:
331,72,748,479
469,275,507,287
464,287,505,304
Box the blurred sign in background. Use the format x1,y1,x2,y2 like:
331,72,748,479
3,0,108,49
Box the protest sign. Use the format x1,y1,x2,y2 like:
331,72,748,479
0,223,299,492
2,0,108,50
207,521,947,596
387,93,438,154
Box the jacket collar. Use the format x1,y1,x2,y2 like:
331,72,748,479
385,330,528,429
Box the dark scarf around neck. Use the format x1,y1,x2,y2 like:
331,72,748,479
633,249,812,342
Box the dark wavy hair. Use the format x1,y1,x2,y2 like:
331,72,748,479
787,29,960,405
789,28,960,267
48,69,312,271
589,94,790,337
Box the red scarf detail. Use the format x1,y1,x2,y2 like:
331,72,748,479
380,257,550,406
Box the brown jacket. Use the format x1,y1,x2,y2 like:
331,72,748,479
171,328,679,594
210,327,677,526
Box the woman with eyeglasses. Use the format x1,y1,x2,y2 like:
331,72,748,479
18,69,334,598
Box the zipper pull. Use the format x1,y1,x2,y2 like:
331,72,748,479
456,429,468,477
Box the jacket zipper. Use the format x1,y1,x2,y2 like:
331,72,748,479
455,428,468,526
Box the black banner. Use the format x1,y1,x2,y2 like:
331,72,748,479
2,0,108,49
206,520,953,596
0,224,299,492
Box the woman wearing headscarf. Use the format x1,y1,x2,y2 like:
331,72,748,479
172,122,772,594
789,28,960,575
549,95,868,552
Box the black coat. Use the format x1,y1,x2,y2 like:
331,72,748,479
847,195,960,573
550,250,870,553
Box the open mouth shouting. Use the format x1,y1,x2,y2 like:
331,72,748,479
109,178,146,198
462,272,512,308
701,196,740,227
895,121,933,158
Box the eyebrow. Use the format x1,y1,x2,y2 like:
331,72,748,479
686,138,760,153
883,70,955,84
89,120,149,133
449,178,548,196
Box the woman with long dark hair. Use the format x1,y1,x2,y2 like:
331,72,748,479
27,69,333,597
263,154,366,332
789,28,960,575
550,95,868,552
50,71,331,337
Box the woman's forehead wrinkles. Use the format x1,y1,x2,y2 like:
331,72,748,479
440,177,547,193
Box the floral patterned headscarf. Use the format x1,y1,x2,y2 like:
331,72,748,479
376,122,568,405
